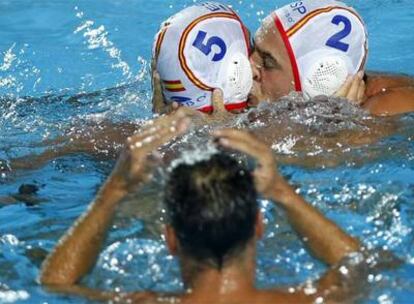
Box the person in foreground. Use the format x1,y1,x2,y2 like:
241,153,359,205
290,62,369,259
40,109,376,303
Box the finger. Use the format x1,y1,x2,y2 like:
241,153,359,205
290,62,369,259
172,106,205,123
127,117,172,143
219,137,274,170
131,117,190,152
211,89,227,113
160,102,177,115
172,102,180,110
150,108,193,133
356,75,366,105
213,129,272,165
129,108,192,142
213,128,258,143
151,69,166,114
335,76,352,97
130,151,162,182
346,75,361,102
127,104,196,146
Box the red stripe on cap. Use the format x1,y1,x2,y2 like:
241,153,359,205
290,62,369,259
224,101,247,111
273,15,302,92
198,105,214,113
197,102,247,114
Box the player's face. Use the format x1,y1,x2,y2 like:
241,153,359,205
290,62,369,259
248,20,295,106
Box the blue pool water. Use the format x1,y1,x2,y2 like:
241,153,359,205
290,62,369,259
0,0,414,303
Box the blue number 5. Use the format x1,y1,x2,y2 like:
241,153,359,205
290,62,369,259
325,15,352,52
192,31,227,62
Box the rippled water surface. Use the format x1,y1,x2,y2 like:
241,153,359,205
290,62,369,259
1,1,414,303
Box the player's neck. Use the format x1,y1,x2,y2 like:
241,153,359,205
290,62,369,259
180,246,256,297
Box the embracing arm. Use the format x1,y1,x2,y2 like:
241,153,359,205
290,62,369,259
363,72,414,116
9,120,138,171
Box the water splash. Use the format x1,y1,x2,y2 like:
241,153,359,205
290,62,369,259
74,7,133,81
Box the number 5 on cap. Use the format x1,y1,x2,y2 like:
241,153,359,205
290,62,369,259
192,30,227,62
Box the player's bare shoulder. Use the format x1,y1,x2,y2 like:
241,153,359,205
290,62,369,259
363,72,414,115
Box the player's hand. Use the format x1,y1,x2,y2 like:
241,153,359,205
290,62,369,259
212,129,291,202
111,109,191,192
335,71,366,105
202,89,233,122
151,60,171,114
151,64,183,115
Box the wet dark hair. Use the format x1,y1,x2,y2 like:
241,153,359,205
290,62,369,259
164,153,258,270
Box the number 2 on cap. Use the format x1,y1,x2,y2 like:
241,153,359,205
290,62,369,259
326,15,352,52
192,30,227,62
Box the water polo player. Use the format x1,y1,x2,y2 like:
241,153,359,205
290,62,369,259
152,2,252,114
250,0,414,115
41,109,381,303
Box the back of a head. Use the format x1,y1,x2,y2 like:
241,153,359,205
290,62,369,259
164,153,258,270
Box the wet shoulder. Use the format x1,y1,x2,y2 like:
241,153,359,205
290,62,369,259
254,289,312,304
128,290,313,304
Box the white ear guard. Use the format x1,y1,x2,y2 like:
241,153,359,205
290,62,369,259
219,50,253,105
298,49,352,99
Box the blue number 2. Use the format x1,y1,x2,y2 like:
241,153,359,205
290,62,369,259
325,15,352,52
192,31,227,62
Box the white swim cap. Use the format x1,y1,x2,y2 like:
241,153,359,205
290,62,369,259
153,2,252,112
270,0,368,99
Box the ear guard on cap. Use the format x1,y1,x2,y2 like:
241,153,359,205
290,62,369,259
298,49,352,99
219,51,253,105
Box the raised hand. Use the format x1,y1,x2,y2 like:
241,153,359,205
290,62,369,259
212,129,291,202
111,109,191,192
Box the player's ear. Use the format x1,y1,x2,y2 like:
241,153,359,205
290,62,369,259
164,225,178,255
255,211,264,239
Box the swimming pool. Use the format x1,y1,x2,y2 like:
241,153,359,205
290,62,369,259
1,0,414,303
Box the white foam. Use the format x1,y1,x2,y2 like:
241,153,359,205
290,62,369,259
169,143,219,171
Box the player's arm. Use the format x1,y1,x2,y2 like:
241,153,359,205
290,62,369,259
334,71,414,116
7,120,138,172
213,129,399,302
365,72,414,96
213,129,364,302
39,110,191,292
214,129,360,265
363,72,414,116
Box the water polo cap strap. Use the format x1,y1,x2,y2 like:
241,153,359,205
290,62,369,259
273,14,302,92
